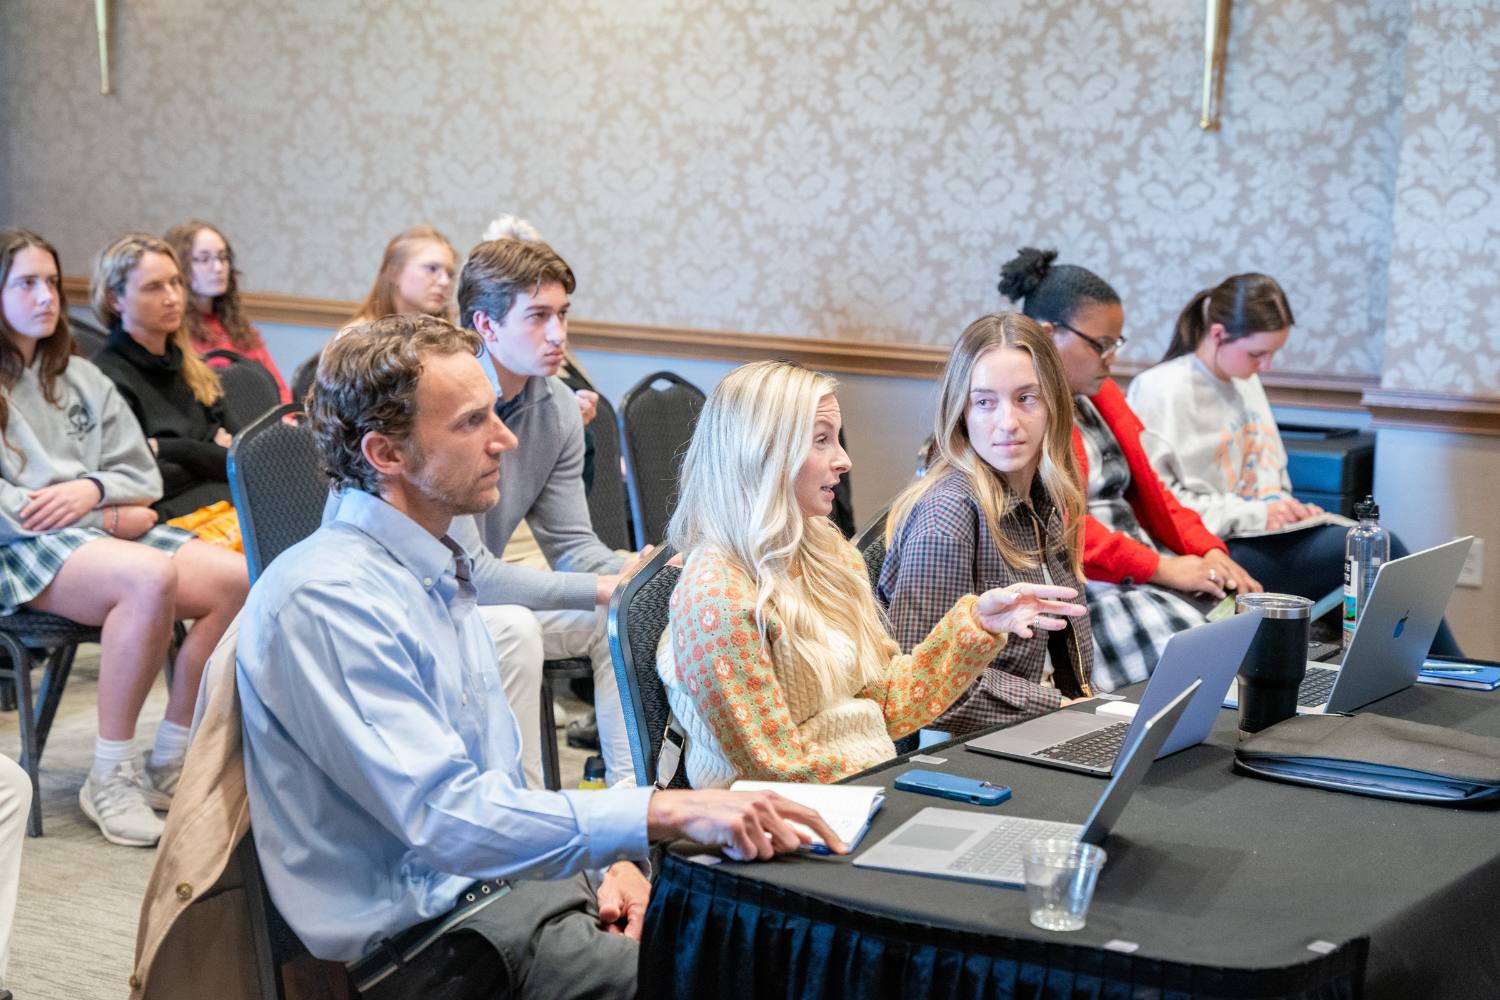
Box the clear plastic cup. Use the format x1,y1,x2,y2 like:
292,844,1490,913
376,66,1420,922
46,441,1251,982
1022,838,1106,931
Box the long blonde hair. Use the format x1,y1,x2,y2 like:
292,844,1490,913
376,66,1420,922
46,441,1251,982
887,312,1084,579
90,234,223,407
669,361,891,700
351,225,458,324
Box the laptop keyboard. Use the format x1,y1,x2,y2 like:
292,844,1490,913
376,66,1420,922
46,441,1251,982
948,818,1080,877
1298,665,1340,707
1033,721,1130,769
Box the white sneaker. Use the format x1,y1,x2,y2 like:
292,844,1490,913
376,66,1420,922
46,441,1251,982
79,761,165,847
143,754,183,811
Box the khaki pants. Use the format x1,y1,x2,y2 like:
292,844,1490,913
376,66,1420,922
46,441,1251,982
481,605,633,789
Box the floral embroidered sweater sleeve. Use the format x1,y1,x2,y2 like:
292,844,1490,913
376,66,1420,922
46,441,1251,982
666,547,1004,783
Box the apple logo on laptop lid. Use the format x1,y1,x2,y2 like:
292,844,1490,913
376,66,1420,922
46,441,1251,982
1394,612,1409,639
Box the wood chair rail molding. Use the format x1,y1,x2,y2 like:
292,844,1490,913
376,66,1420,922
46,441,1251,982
61,279,1497,432
1361,389,1500,437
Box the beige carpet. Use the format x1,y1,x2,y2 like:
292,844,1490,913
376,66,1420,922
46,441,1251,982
1,645,595,1000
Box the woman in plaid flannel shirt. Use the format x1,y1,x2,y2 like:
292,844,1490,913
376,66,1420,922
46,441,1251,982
880,313,1095,735
656,361,1086,788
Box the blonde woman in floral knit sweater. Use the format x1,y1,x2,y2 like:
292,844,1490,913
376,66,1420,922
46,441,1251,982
657,361,1086,788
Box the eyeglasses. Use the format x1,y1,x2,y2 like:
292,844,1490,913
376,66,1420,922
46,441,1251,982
1055,321,1126,360
190,252,232,266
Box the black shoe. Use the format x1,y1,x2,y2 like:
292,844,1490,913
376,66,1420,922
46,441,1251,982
566,712,600,750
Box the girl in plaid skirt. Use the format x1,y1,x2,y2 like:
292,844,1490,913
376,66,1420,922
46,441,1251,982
0,230,247,847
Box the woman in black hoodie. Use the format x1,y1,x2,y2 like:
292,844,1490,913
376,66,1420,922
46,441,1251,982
90,234,233,519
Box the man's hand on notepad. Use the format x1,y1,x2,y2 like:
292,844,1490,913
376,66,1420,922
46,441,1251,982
647,789,849,861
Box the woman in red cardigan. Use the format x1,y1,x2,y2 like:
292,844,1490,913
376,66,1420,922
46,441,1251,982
998,247,1261,689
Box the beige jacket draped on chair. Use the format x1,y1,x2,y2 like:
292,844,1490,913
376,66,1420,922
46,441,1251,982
129,617,347,1000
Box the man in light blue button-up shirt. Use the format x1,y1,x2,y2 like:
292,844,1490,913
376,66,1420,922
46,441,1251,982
237,315,841,997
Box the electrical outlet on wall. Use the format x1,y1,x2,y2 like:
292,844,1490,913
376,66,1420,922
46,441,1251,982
1458,537,1484,588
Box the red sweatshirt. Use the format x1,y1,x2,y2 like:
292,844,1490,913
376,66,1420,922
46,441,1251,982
1070,378,1227,584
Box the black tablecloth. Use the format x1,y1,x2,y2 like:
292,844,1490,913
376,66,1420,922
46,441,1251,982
642,684,1500,999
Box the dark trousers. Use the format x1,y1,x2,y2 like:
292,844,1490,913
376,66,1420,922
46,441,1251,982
361,874,638,1000
1228,525,1461,656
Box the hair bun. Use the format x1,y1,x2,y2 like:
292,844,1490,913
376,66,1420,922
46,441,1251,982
997,247,1057,303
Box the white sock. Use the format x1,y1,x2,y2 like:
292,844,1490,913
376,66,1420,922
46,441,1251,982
92,736,135,782
150,719,192,767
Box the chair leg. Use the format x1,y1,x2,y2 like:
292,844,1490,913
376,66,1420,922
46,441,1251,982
539,679,561,791
0,634,43,838
32,645,76,762
166,620,188,692
237,836,286,1000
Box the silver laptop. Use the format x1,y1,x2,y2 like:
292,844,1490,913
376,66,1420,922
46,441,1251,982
1223,536,1472,715
854,681,1198,887
966,612,1261,776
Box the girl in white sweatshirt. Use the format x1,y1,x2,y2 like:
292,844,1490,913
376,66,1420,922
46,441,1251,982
1127,272,1458,654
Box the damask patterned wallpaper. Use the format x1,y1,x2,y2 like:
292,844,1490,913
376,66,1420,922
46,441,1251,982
1383,0,1500,394
0,0,1430,378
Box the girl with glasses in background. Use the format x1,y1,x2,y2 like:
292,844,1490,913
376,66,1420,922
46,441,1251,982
164,221,291,403
350,225,459,325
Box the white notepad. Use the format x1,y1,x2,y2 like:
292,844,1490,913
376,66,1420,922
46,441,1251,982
730,781,886,852
1231,512,1354,539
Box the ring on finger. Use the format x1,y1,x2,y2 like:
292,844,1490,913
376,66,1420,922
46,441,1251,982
1207,569,1218,582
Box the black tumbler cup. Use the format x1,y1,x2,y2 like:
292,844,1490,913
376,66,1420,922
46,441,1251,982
1234,593,1312,734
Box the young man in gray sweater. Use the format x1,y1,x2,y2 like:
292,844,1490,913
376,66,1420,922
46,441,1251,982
451,238,647,788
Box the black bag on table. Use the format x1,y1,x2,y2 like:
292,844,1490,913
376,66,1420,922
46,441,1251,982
1233,712,1500,807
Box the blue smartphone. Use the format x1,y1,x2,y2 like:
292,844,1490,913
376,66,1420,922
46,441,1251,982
894,769,1011,806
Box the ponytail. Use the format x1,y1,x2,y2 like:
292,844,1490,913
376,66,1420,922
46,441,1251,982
1164,274,1295,364
1163,289,1214,362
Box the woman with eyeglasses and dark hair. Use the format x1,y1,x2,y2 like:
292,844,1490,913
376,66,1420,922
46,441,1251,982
164,221,291,403
998,247,1261,690
1125,273,1460,655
